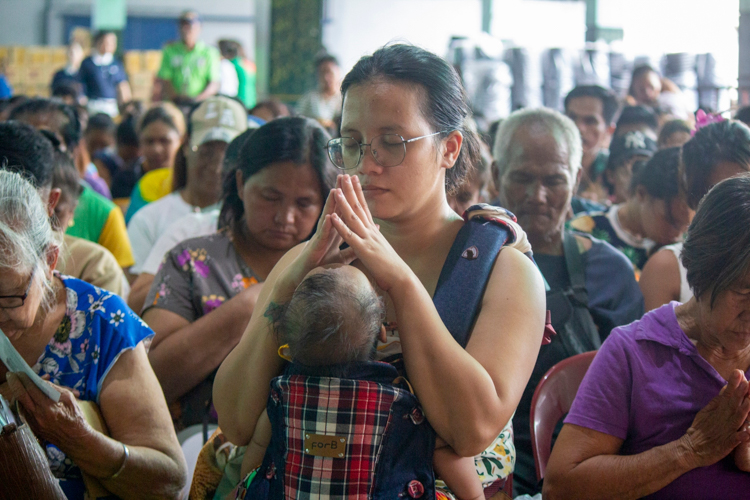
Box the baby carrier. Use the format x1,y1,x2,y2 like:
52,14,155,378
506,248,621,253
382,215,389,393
244,205,527,499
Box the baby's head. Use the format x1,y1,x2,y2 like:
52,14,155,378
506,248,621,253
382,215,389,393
268,265,385,366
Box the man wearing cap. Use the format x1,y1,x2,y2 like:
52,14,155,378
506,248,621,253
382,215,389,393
569,130,661,276
602,130,658,204
155,10,221,103
126,96,247,274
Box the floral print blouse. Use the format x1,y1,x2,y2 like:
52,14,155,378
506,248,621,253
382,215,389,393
35,275,154,500
143,231,259,430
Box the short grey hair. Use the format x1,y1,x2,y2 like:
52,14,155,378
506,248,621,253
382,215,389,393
0,170,61,311
492,107,583,184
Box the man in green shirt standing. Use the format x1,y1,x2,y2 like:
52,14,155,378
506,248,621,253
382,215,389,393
156,11,221,103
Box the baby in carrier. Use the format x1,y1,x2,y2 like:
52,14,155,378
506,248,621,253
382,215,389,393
238,264,483,500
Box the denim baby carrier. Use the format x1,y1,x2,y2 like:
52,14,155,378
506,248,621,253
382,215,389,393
244,206,519,499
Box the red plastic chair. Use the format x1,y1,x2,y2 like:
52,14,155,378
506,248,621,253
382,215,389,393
529,350,597,482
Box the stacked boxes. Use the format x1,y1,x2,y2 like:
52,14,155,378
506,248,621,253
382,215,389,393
0,45,160,104
123,50,162,103
0,46,67,98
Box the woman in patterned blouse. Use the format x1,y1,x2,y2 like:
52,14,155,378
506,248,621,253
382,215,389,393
0,170,185,499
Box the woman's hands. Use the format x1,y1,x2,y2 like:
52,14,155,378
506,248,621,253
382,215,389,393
6,372,92,451
329,175,412,292
274,181,357,296
680,369,750,469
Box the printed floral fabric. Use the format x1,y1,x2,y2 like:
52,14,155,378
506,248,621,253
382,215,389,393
35,275,154,498
143,231,259,321
143,230,259,430
376,326,515,493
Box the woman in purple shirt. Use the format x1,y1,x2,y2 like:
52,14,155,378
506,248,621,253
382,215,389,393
544,174,750,499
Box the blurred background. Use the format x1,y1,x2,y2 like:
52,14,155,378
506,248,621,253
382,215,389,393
0,0,745,118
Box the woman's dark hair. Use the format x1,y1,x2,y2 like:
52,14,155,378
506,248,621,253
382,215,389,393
0,121,56,188
218,39,240,59
219,116,337,231
51,82,80,102
629,147,682,201
657,119,692,148
734,106,750,127
249,99,291,119
628,65,660,98
681,120,750,209
51,150,83,201
682,173,750,307
116,114,140,147
564,85,620,125
223,128,255,175
615,105,658,134
9,98,82,150
315,53,339,69
137,102,186,137
93,30,115,46
86,112,116,135
340,44,481,194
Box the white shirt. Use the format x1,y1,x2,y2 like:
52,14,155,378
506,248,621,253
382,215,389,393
606,204,656,252
219,59,239,97
663,242,692,303
139,210,220,275
127,193,218,273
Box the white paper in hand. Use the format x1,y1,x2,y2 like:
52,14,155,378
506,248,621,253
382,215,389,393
0,327,61,402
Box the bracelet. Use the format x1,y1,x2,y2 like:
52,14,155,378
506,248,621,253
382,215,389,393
107,443,129,480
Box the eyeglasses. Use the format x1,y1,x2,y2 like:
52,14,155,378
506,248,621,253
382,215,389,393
326,131,450,171
0,270,35,309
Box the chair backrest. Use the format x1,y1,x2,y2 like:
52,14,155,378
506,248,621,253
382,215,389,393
529,350,597,482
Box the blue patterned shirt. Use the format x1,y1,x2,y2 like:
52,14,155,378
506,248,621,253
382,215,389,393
32,275,154,499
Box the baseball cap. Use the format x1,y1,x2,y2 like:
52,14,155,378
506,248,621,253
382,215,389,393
189,96,248,150
607,131,658,170
179,10,200,23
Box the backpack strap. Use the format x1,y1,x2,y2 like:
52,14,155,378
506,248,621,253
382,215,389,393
432,205,516,348
562,231,589,308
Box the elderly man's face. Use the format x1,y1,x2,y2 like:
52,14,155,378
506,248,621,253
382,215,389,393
499,123,576,250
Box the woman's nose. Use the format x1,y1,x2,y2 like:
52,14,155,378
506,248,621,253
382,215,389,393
357,146,383,176
274,206,295,225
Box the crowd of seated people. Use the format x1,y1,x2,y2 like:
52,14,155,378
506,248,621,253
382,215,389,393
2,38,750,500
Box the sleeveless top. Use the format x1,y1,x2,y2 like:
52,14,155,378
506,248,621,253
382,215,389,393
376,327,514,490
663,242,692,303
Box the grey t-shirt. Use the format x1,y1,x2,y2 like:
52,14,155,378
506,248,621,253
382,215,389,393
144,230,259,320
143,230,260,429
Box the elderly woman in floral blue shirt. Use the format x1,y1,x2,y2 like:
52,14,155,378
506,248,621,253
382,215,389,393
0,170,186,499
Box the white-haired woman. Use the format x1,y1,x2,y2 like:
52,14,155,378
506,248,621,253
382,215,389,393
0,170,186,499
492,107,644,496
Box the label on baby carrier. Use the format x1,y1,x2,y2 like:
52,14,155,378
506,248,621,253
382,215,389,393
304,433,347,458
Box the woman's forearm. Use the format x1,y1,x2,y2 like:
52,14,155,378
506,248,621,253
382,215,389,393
64,425,184,500
389,273,508,456
214,265,301,444
544,437,696,500
149,294,255,403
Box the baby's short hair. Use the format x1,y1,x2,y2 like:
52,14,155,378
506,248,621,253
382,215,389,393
266,268,384,366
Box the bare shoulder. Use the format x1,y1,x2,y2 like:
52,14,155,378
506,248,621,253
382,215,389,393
640,247,681,311
479,247,545,328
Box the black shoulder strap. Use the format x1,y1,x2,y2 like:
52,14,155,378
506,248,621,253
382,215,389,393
563,231,589,308
432,214,512,348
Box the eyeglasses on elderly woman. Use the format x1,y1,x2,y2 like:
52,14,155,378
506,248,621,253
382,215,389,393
0,269,35,309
